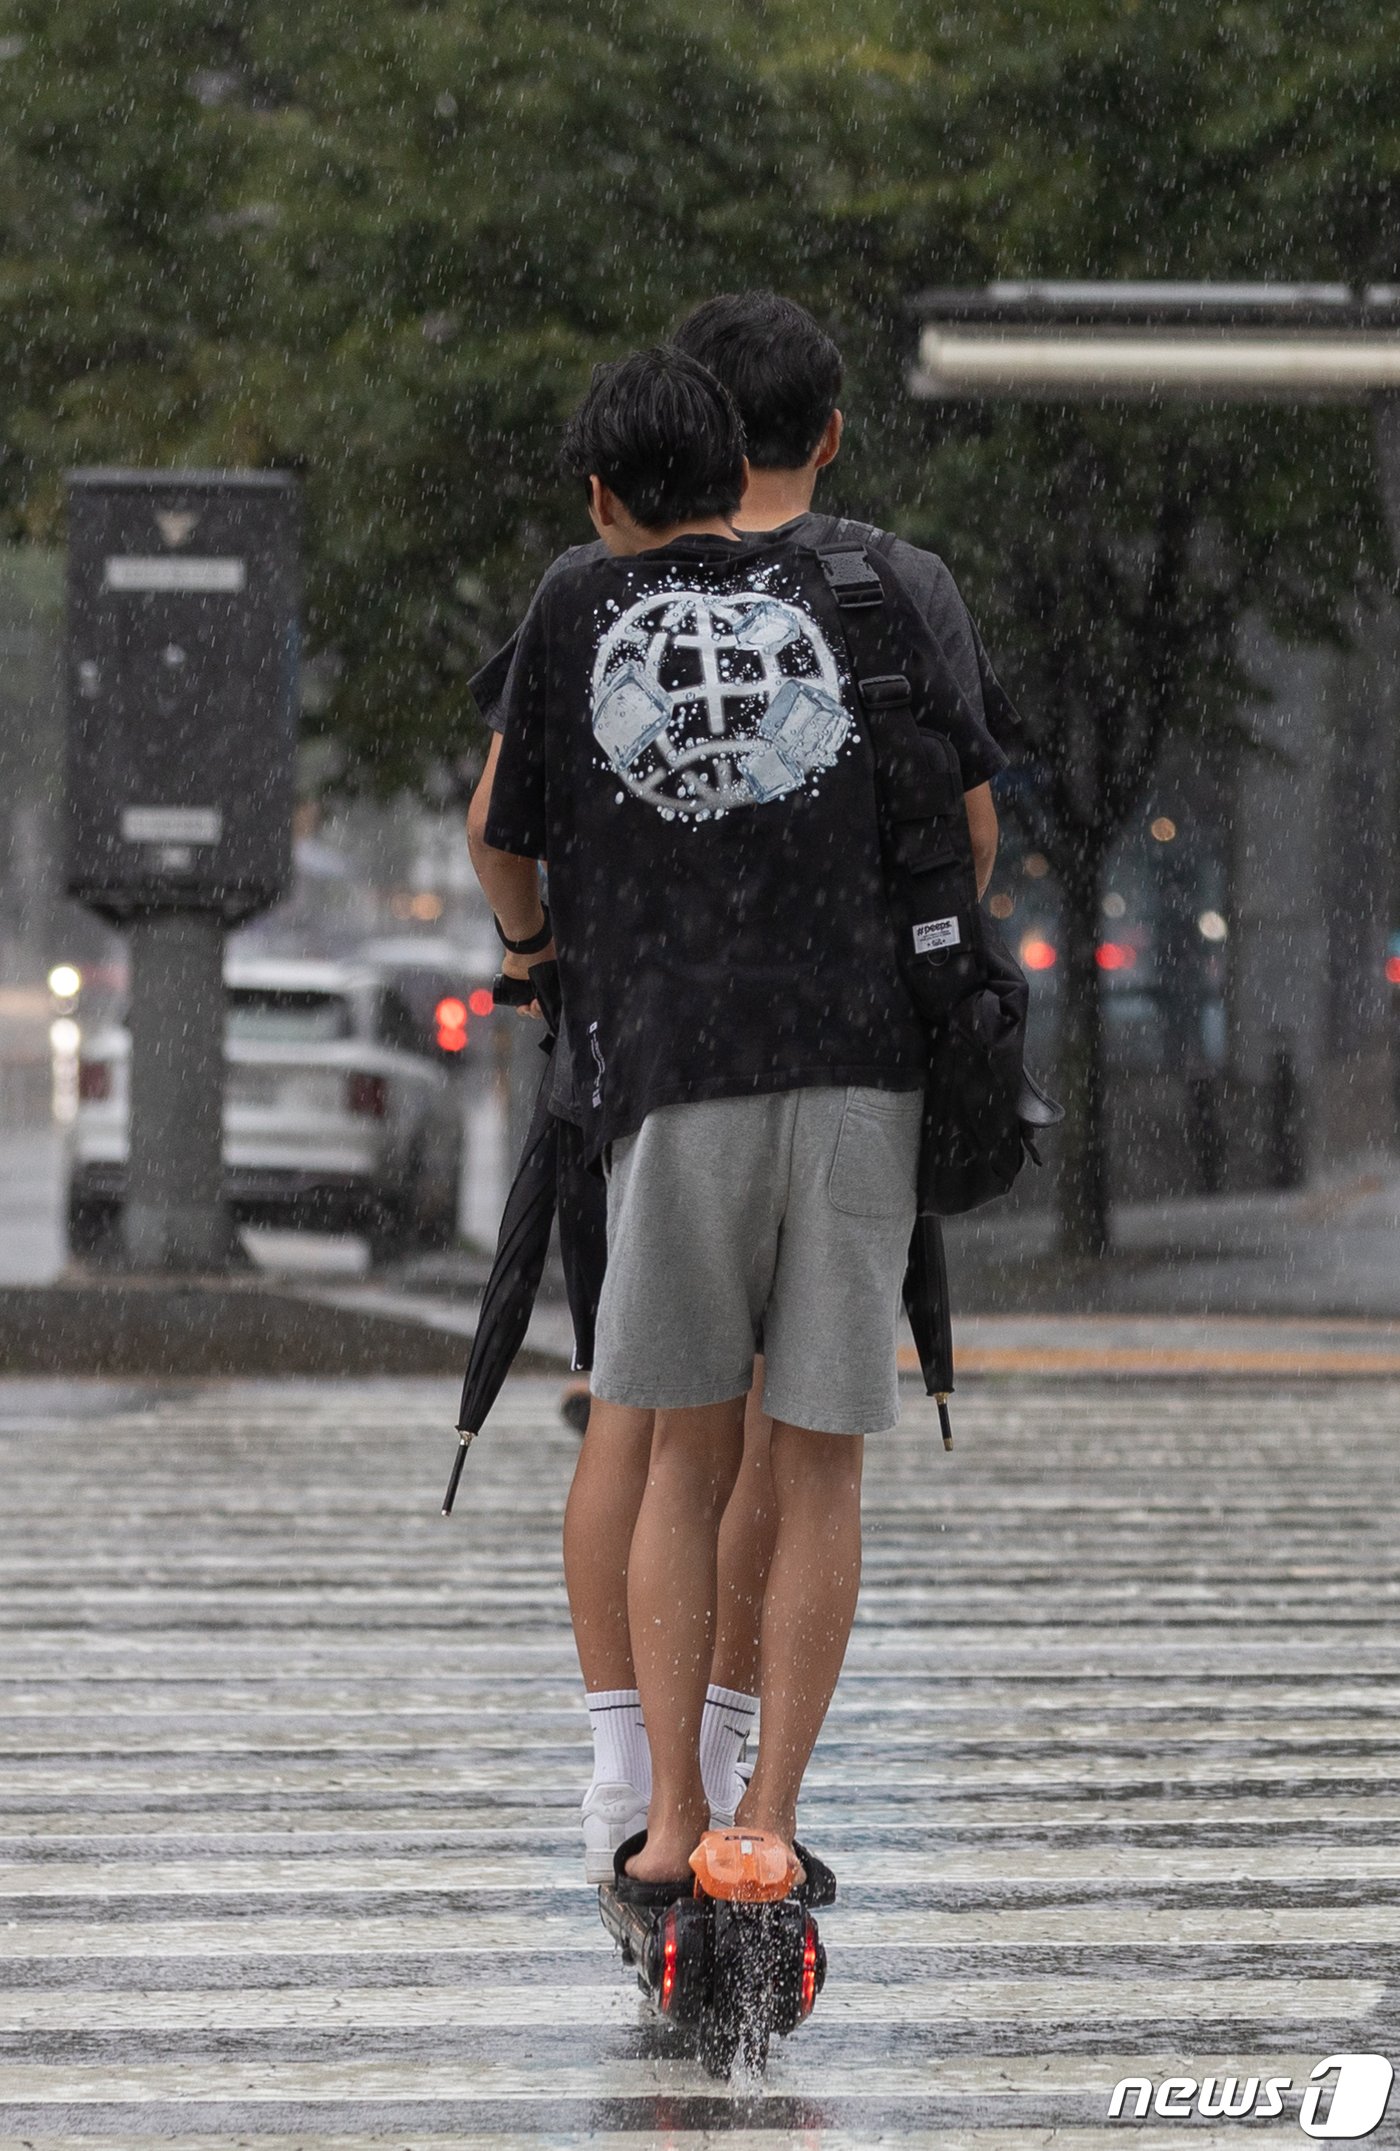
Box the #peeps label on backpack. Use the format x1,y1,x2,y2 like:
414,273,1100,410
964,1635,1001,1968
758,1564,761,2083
913,916,961,955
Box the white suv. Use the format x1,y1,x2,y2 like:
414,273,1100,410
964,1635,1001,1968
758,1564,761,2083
67,957,464,1264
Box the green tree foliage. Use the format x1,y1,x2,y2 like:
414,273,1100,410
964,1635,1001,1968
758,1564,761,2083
1,0,814,786
2,0,1396,1244
4,0,1392,794
888,0,1399,1249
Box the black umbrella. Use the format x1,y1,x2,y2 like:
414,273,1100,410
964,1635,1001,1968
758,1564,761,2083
903,1211,955,1450
443,961,607,1514
443,1050,558,1513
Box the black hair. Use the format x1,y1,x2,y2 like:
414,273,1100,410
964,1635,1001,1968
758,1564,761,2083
671,291,843,470
560,346,745,530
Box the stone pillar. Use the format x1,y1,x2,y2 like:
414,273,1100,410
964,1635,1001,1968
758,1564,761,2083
124,911,237,1271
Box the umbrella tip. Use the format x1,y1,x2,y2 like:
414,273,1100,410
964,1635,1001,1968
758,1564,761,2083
441,1429,475,1516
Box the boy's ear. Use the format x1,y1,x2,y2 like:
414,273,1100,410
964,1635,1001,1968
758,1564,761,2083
813,409,843,470
588,475,618,531
738,454,752,499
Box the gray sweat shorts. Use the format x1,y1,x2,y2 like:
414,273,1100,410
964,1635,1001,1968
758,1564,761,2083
591,1085,922,1435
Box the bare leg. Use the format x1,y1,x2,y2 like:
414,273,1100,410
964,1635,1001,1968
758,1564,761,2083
564,1378,771,1695
625,1395,746,1880
735,1421,864,1870
710,1365,776,1694
563,1397,653,1692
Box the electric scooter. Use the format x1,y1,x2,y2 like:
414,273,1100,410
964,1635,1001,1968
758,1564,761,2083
597,1827,832,2078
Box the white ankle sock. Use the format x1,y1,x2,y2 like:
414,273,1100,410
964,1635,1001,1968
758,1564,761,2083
700,1683,758,1814
585,1688,651,1800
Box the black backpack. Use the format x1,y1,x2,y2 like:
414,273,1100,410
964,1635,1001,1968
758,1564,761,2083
806,530,1062,1216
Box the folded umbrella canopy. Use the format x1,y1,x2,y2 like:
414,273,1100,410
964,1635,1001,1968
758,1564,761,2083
903,1211,956,1450
443,962,606,1514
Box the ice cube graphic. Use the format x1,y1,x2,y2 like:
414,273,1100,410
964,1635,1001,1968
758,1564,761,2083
742,679,851,803
733,599,800,656
593,661,672,771
760,679,851,764
742,741,805,803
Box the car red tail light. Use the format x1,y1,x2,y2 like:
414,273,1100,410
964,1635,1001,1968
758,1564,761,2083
346,1071,388,1117
468,987,494,1018
77,1060,111,1103
434,996,469,1052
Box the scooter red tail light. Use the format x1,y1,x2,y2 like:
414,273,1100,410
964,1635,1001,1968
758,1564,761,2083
659,1905,679,2013
800,1917,819,2018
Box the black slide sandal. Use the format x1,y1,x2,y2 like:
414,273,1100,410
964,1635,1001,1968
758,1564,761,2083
792,1841,837,1907
608,1829,696,1908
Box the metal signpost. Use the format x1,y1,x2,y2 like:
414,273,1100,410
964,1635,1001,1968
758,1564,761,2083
65,470,299,1271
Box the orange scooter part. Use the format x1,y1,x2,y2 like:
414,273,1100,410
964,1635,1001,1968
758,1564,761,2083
689,1827,798,1903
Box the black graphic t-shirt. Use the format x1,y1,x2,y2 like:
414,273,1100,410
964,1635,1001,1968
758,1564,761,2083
473,514,1014,779
485,532,933,1157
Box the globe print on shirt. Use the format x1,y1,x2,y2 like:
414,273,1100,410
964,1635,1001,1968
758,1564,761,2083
590,587,852,818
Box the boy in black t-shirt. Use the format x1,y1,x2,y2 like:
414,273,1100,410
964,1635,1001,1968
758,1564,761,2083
470,296,1006,1887
475,347,941,1887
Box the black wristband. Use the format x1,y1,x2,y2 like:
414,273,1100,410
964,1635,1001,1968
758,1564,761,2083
493,908,551,956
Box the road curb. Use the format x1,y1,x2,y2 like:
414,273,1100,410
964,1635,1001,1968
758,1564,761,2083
900,1313,1400,1381
0,1279,570,1379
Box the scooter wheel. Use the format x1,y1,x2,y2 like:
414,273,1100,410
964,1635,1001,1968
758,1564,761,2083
739,2013,771,2074
698,1903,781,2078
700,2002,742,2080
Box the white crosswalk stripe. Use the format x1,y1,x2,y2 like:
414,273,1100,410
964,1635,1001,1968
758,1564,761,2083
1,1371,1398,2144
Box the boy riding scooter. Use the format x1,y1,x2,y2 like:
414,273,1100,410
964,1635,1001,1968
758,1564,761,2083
467,293,1005,1884
472,346,1000,1910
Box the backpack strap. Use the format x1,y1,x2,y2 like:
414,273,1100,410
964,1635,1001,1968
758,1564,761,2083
813,538,984,1010
815,542,917,723
817,544,886,612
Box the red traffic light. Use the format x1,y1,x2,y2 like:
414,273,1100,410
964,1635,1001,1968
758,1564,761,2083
467,987,495,1018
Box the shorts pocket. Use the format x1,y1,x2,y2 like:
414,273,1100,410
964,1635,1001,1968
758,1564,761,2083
827,1088,922,1218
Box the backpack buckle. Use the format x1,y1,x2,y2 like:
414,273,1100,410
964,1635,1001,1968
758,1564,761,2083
818,547,883,608
859,673,911,709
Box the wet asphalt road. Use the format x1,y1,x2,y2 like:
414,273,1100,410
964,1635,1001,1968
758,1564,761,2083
1,1370,1398,2146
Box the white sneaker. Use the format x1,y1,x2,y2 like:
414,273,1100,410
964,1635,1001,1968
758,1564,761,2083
581,1781,648,1884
